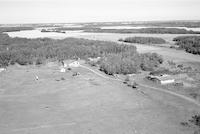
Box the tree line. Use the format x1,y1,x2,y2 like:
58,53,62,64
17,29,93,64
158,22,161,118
119,37,166,44
0,33,163,75
0,27,33,33
173,36,200,55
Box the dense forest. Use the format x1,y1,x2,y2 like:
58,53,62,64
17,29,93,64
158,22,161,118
0,33,163,74
99,52,163,74
119,37,166,44
0,27,33,33
173,36,200,55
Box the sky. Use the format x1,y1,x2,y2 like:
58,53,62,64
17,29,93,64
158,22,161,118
0,0,200,24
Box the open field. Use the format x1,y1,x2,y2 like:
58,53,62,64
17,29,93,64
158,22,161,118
0,62,199,134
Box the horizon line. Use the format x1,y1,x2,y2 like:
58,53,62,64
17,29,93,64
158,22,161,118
1,20,200,25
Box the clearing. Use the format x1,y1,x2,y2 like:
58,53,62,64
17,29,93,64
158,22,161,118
0,62,199,134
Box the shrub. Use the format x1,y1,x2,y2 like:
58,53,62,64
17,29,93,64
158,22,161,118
0,33,11,45
140,53,163,71
189,114,200,127
0,51,10,67
35,58,44,65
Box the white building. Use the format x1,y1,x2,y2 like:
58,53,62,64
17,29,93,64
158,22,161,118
69,61,80,67
60,68,66,73
159,77,175,85
88,57,101,62
0,68,6,73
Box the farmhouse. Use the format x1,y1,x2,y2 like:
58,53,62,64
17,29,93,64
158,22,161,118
69,61,80,67
88,57,101,62
147,74,175,85
0,68,6,73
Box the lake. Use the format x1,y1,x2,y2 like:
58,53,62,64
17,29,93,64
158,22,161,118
6,29,92,39
101,26,200,32
6,29,163,53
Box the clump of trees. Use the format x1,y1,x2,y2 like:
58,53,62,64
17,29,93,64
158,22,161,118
190,114,200,127
0,33,163,75
173,36,200,55
99,52,163,75
0,34,137,67
0,27,33,33
119,37,166,44
0,33,11,45
140,53,163,71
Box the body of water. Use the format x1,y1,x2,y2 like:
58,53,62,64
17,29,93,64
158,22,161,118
6,29,92,39
101,26,200,32
6,30,91,39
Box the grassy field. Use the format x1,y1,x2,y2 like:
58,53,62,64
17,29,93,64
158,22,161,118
0,62,199,134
